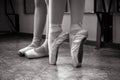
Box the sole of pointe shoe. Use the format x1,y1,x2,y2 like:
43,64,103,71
49,47,59,65
73,37,86,68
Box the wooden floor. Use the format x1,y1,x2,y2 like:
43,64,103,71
0,34,120,80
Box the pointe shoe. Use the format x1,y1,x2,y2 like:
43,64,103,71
48,24,62,64
49,32,69,65
69,29,88,67
18,38,41,57
18,46,34,57
25,43,48,59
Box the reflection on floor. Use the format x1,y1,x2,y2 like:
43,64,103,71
0,34,120,80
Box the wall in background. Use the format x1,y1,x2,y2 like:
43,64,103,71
1,0,120,43
62,14,97,41
0,0,120,43
0,0,12,32
85,0,94,13
17,0,97,41
17,0,34,34
0,0,19,32
113,14,120,43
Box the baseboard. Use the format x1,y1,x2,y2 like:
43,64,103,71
3,32,120,49
85,40,96,46
18,33,97,46
64,39,96,46
102,42,120,49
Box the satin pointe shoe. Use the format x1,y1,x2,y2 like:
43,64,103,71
24,39,48,58
18,46,35,57
69,29,88,67
24,44,48,59
48,24,62,64
18,38,41,57
49,32,69,65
